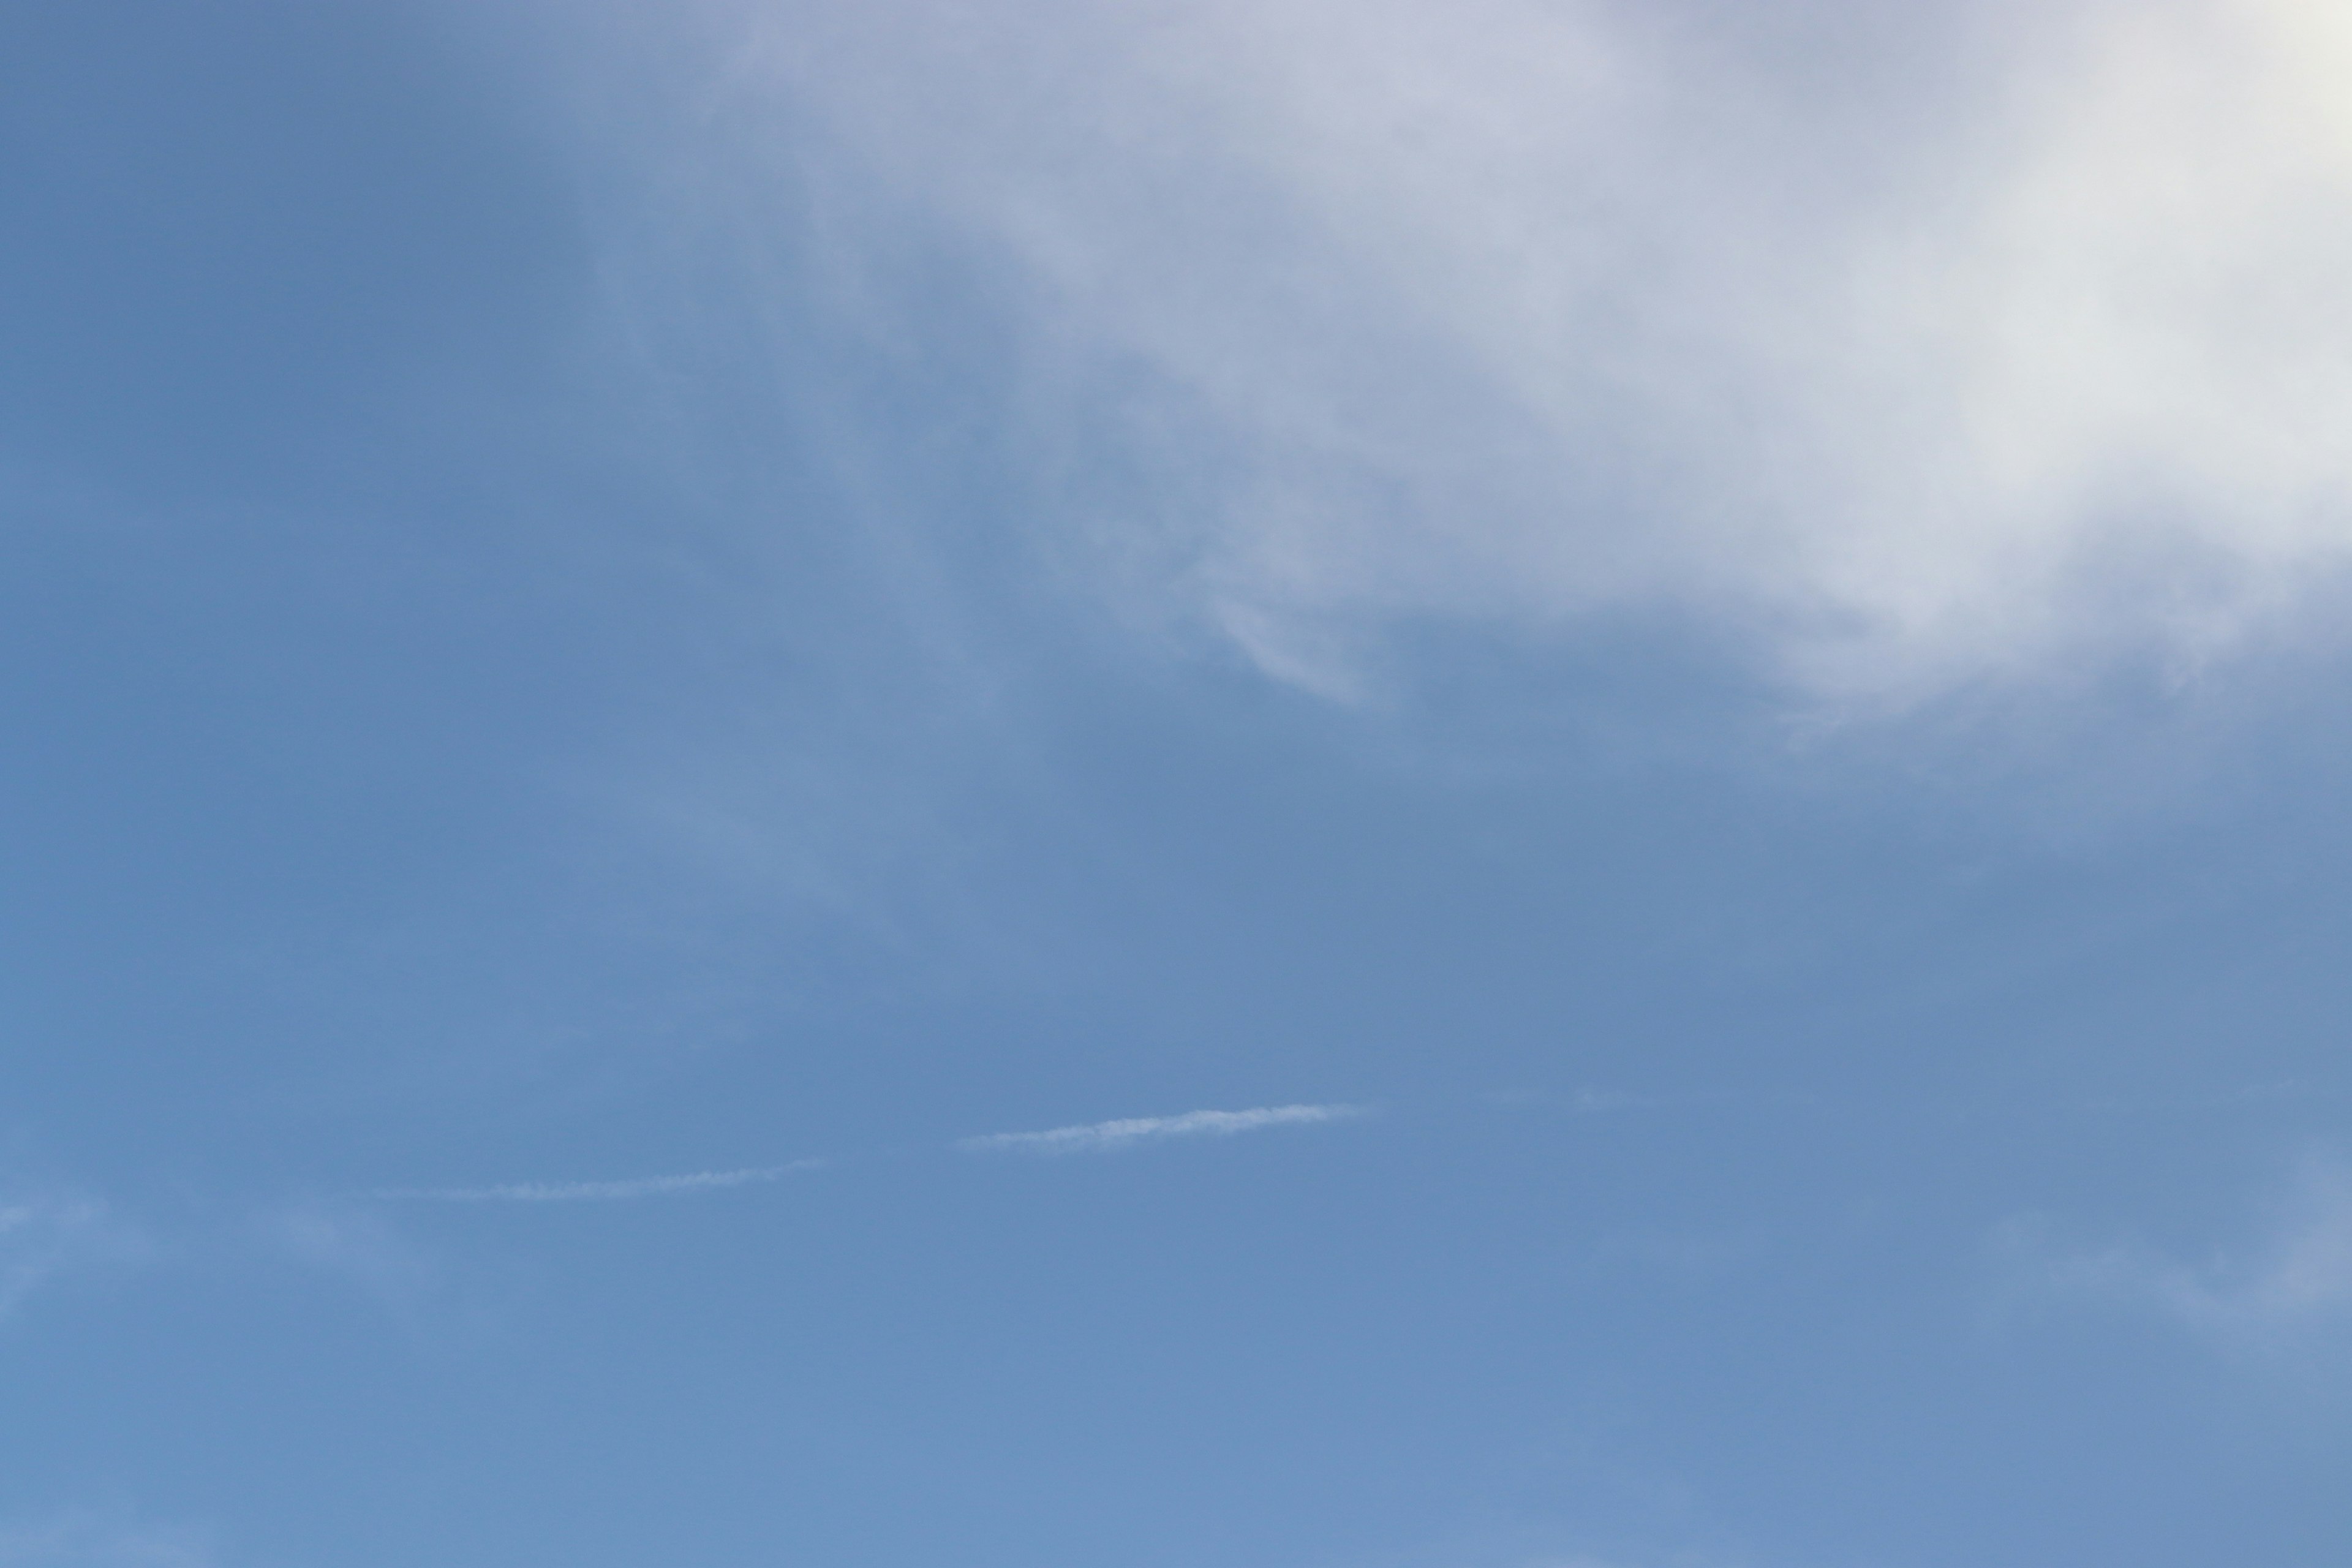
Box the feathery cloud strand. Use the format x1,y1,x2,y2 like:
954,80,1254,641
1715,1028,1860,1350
959,1104,1367,1155
374,1162,821,1204
640,0,2352,706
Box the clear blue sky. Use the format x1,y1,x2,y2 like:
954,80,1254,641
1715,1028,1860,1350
7,5,2352,1566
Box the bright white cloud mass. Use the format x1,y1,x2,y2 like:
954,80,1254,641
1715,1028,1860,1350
652,0,2352,704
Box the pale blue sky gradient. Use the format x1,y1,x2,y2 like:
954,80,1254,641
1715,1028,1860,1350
7,5,2352,1566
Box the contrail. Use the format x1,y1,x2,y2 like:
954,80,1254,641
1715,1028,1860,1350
372,1102,1369,1202
957,1104,1367,1155
373,1161,823,1204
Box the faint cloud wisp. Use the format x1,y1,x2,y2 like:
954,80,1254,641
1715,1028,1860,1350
958,1103,1368,1155
2009,1158,2352,1346
0,1512,210,1568
0,1191,138,1326
372,1161,824,1204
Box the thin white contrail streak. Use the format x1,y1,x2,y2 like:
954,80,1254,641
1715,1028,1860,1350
957,1104,1368,1155
372,1104,1366,1202
373,1161,824,1204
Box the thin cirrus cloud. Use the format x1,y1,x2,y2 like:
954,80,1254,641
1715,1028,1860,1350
368,1105,1367,1205
2011,1158,2352,1343
372,1162,824,1204
957,1104,1369,1155
0,1510,213,1568
603,0,2352,707
0,1192,134,1325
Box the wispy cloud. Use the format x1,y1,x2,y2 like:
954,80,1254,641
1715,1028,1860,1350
609,0,2352,708
374,1161,823,1204
958,1104,1367,1155
0,1511,209,1567
0,1191,138,1325
2007,1158,2352,1344
264,1199,451,1325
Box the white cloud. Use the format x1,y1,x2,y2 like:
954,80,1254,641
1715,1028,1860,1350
265,1200,449,1324
0,1513,209,1568
618,0,2352,707
372,1161,821,1203
959,1102,1366,1154
0,1192,135,1325
2016,1159,2352,1342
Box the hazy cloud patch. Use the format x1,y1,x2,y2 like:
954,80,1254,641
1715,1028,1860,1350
0,1191,140,1326
616,0,2352,710
2005,1157,2352,1346
0,1513,211,1568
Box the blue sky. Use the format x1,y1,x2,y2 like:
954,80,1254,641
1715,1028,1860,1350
7,3,2352,1565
